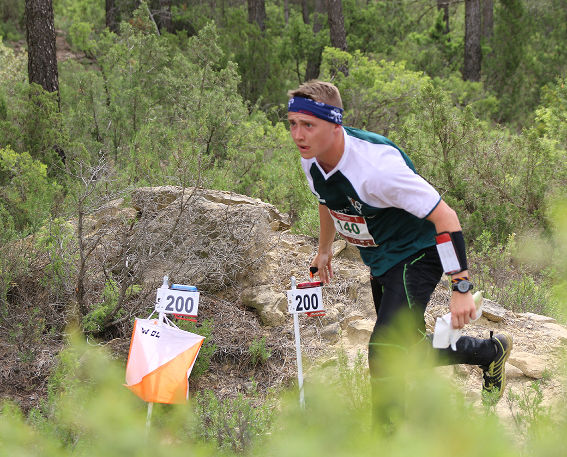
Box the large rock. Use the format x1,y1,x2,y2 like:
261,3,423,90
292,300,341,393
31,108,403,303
508,352,548,379
480,299,508,322
240,286,288,326
519,312,556,323
346,319,374,346
127,187,289,291
541,322,567,343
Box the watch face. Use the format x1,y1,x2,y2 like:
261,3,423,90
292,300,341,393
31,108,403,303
457,280,472,293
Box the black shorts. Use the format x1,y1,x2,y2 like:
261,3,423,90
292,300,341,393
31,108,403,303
368,245,443,375
370,245,443,330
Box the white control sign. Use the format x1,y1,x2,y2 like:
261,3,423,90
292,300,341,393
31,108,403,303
287,287,324,315
155,288,200,317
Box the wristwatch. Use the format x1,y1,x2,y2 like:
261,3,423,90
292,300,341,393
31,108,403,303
452,278,474,293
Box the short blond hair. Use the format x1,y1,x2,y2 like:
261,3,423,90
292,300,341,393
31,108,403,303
287,80,343,109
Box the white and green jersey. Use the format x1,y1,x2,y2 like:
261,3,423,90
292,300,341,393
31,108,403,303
302,126,441,277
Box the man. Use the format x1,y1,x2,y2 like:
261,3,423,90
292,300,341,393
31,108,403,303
287,80,512,413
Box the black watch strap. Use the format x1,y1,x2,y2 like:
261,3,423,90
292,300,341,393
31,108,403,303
452,277,474,293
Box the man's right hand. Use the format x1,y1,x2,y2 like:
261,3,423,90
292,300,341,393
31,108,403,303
311,250,333,284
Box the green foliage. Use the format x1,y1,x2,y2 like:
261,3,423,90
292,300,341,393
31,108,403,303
469,230,558,317
54,0,105,33
82,279,141,334
506,381,549,439
34,218,77,298
548,199,567,320
291,197,320,238
17,332,216,457
432,74,500,121
192,388,276,453
175,318,217,379
336,347,371,412
0,0,25,40
226,120,311,221
343,0,411,55
0,83,66,176
320,47,428,135
535,78,567,151
390,12,462,79
1,326,567,456
0,37,26,86
68,21,98,55
484,0,567,125
248,336,271,366
0,146,62,234
395,84,561,242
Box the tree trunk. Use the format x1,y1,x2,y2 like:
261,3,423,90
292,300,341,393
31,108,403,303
151,0,172,33
302,0,310,24
463,0,482,81
25,0,59,94
327,0,348,76
481,0,494,40
284,0,289,25
437,0,450,34
247,0,266,31
106,0,119,33
327,0,347,51
305,0,326,81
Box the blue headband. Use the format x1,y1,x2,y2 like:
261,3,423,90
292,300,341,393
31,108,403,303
288,96,343,125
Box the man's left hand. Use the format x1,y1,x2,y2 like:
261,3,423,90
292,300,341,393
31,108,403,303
449,292,476,329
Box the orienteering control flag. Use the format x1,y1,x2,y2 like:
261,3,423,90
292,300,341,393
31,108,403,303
125,318,204,404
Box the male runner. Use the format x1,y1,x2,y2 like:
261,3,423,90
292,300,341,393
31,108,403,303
287,80,512,413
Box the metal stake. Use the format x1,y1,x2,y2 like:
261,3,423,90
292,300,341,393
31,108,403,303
291,276,305,409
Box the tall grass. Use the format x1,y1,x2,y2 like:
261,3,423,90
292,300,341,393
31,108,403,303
2,320,565,457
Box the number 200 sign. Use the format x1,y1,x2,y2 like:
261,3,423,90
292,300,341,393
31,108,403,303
287,287,324,315
156,289,199,317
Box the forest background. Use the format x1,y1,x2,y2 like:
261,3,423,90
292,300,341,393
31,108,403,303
1,0,567,455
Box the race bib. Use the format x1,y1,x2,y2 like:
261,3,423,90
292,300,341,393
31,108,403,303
329,210,378,247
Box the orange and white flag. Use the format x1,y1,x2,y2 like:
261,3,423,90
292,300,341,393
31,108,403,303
125,318,204,404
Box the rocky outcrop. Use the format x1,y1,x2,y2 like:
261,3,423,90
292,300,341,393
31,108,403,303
82,189,567,410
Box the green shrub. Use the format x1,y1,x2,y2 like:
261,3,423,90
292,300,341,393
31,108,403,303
34,218,77,299
54,0,105,33
0,83,66,177
175,318,217,379
0,146,62,234
469,230,559,317
336,347,371,413
82,279,141,334
248,336,271,366
320,47,428,135
192,388,276,453
506,381,549,440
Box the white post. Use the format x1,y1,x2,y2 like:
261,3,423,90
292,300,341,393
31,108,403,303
146,275,169,435
146,402,153,435
291,276,305,409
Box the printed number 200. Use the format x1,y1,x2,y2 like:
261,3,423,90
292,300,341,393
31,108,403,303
165,295,194,314
295,293,319,312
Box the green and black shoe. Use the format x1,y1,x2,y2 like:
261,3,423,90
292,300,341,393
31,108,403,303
481,332,513,405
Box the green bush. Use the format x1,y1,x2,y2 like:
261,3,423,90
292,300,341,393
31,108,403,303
192,388,276,453
320,47,428,136
82,279,141,334
248,336,271,366
396,84,561,243
0,83,66,176
30,217,78,311
175,318,217,379
469,230,559,318
336,347,371,413
0,146,62,234
0,325,566,456
54,0,105,33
